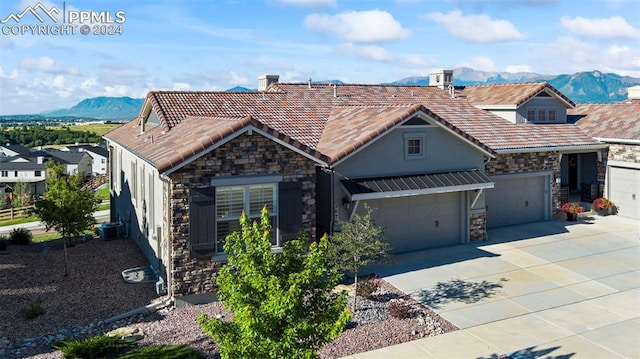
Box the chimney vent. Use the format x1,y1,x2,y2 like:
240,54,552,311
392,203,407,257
628,85,640,100
429,69,453,90
258,74,279,91
308,78,312,89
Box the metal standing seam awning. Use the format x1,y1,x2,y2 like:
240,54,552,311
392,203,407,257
340,169,495,201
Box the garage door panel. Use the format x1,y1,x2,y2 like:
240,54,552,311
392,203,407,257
609,167,640,220
361,192,461,253
487,175,546,229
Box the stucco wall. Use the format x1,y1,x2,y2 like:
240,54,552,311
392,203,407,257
167,132,317,298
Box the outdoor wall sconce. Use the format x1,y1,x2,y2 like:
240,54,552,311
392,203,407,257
342,196,351,210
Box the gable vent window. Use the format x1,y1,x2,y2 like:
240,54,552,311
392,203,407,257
403,132,426,160
527,108,558,123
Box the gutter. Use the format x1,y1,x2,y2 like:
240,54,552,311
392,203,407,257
496,143,609,154
594,137,640,145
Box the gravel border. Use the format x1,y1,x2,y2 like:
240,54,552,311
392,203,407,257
1,238,458,358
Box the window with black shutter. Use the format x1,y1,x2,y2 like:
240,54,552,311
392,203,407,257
189,186,216,254
278,181,303,242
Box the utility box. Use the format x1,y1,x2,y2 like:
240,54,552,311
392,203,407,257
99,222,123,241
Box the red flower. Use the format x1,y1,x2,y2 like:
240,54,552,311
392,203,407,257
561,202,584,214
593,197,613,210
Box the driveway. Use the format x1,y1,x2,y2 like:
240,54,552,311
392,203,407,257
345,215,640,358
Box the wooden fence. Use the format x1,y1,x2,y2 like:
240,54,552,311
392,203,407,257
0,205,35,222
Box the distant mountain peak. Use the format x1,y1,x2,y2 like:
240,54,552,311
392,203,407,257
44,96,144,120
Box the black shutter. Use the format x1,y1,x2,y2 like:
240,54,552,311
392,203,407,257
278,181,303,242
189,186,216,253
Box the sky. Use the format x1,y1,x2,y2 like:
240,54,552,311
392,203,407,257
0,0,639,115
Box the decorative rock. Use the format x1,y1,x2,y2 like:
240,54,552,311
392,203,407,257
106,326,145,341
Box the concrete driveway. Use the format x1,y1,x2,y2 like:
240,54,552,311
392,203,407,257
344,215,640,358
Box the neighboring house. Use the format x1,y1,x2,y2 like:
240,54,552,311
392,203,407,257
568,88,640,219
0,144,32,158
46,149,93,178
459,82,609,223
62,144,109,176
105,71,607,299
0,155,47,197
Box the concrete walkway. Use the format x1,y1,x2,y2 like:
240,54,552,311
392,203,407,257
343,215,640,358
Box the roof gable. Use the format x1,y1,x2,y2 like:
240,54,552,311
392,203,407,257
461,82,575,109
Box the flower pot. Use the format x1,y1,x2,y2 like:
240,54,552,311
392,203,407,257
566,212,578,222
597,208,612,216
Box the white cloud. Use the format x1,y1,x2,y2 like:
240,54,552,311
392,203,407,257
0,37,13,49
560,16,640,40
304,10,410,43
104,85,129,97
455,55,499,72
422,10,525,43
337,43,393,62
172,82,190,91
21,56,57,73
530,36,640,77
504,64,532,73
0,67,18,79
50,75,65,89
228,70,249,86
274,0,336,7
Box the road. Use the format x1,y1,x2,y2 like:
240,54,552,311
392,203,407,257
0,209,111,235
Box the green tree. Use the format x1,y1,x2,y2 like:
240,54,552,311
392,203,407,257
198,208,351,359
329,205,393,312
11,181,31,207
34,161,100,276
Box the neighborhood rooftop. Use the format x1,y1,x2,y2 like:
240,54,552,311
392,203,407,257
105,82,601,173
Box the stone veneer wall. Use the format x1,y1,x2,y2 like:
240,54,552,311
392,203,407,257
608,144,640,164
167,132,317,298
469,212,487,242
485,151,561,214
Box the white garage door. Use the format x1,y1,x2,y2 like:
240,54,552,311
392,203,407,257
486,175,547,229
609,167,640,220
361,192,461,254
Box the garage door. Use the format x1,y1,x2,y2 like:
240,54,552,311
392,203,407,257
361,192,461,253
486,175,546,229
609,167,640,220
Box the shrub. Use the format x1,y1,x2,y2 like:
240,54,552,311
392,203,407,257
20,299,46,320
387,300,413,319
119,345,206,359
0,235,9,251
51,334,136,359
9,227,32,245
356,279,379,299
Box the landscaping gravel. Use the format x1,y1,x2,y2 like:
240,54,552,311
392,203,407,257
0,237,457,359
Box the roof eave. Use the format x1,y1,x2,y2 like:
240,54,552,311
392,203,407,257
594,137,640,145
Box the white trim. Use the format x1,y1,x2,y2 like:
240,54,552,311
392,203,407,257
489,170,553,180
607,160,640,170
211,174,283,187
331,111,494,167
163,125,328,175
595,137,640,145
344,182,494,201
496,144,608,154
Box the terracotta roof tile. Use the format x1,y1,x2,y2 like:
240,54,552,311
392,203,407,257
104,83,601,172
569,101,640,141
461,82,575,108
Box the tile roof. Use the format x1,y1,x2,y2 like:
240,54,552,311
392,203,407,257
460,82,575,108
568,101,640,141
104,83,602,173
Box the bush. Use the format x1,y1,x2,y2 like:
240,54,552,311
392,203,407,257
0,235,9,251
51,335,136,359
20,299,46,320
387,300,413,319
119,345,206,359
356,279,379,299
9,227,32,245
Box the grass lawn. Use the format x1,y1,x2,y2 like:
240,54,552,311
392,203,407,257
0,215,40,227
48,123,123,137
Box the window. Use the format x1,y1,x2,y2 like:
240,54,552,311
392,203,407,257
14,171,17,177
216,184,277,252
526,108,559,123
1,171,7,177
35,170,42,177
403,132,426,160
101,158,106,164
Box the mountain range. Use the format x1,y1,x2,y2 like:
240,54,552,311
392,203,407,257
3,68,638,121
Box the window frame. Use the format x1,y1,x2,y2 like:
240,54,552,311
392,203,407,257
403,132,426,160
